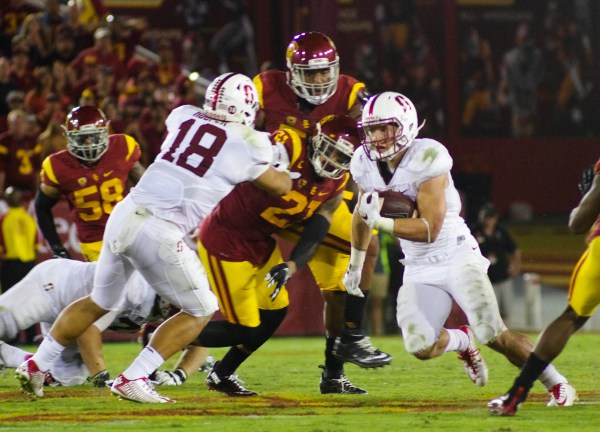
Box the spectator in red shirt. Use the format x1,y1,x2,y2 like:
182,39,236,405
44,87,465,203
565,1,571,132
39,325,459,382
69,27,126,87
8,47,34,91
0,109,42,199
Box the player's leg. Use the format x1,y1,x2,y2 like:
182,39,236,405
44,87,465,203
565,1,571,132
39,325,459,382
197,242,288,396
111,215,218,403
489,240,600,415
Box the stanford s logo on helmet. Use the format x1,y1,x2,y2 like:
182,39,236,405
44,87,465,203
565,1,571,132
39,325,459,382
358,92,425,161
63,105,109,163
203,72,259,126
286,32,339,105
310,115,359,179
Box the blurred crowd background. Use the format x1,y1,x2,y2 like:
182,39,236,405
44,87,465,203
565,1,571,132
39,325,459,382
0,0,598,337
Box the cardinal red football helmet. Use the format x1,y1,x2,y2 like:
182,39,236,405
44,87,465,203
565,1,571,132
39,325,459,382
310,115,359,179
286,32,339,105
63,105,109,163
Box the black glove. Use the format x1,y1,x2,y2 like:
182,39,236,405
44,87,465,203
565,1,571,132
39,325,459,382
51,245,71,259
578,165,595,196
264,263,291,301
88,370,110,388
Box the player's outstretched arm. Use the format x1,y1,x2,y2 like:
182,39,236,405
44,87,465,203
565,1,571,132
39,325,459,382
76,324,108,386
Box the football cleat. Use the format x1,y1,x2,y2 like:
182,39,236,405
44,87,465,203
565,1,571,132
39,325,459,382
205,363,257,397
332,336,392,368
15,358,48,398
110,374,175,403
488,385,528,416
456,325,488,386
547,382,578,407
319,368,367,394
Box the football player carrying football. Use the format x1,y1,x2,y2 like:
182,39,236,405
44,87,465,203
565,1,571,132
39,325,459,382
34,105,145,262
488,161,599,416
346,91,575,405
193,115,367,395
253,32,391,389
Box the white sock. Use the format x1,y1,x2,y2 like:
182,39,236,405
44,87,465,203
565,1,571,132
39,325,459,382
32,335,66,372
122,346,165,380
445,329,470,353
0,342,31,367
538,364,567,390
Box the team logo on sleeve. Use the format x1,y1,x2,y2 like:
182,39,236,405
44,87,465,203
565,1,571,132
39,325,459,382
78,177,87,186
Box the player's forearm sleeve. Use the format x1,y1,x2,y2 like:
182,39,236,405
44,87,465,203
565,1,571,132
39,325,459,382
289,214,330,270
34,190,62,248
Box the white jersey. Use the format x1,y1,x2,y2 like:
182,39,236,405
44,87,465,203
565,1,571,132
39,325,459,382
0,260,96,331
351,138,470,260
130,105,273,234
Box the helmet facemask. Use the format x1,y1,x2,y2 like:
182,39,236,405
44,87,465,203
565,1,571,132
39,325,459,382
64,124,109,163
289,60,339,105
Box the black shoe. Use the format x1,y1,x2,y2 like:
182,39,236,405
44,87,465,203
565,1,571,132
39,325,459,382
319,366,367,394
205,363,257,397
333,336,392,368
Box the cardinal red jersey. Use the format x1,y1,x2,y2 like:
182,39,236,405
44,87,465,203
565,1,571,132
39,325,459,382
40,134,141,243
254,70,365,135
200,128,348,266
0,132,41,196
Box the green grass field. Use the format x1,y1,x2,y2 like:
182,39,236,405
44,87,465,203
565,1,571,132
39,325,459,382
1,334,599,432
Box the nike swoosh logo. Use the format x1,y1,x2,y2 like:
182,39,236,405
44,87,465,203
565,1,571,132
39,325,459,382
103,170,114,177
318,191,329,197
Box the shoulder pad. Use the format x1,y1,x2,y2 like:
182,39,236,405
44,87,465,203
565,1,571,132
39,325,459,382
405,138,452,178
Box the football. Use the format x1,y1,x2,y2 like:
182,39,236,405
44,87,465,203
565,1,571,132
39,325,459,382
379,190,417,218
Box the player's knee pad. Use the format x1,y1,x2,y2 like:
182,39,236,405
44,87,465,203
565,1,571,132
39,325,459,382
398,317,436,355
471,321,500,345
0,311,19,340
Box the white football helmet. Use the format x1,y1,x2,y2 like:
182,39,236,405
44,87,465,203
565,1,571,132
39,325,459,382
358,92,424,160
203,72,259,126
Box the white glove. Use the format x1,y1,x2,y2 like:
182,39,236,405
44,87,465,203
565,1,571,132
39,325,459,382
358,191,383,228
342,264,364,297
153,369,187,386
271,142,301,179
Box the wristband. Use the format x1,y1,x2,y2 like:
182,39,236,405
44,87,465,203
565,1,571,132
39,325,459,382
349,246,367,267
375,217,394,234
